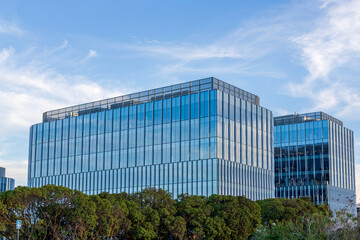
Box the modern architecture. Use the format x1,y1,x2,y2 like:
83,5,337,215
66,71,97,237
28,77,274,200
0,167,15,193
274,112,356,215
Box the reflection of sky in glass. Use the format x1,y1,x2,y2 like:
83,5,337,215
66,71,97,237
29,82,273,201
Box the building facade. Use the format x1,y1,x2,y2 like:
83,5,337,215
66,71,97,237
274,112,356,215
28,77,274,200
0,167,15,193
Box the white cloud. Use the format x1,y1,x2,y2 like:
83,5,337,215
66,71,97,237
130,42,246,61
293,0,360,80
0,19,23,36
119,2,320,78
0,158,27,186
0,47,14,63
0,46,122,186
289,0,360,119
124,18,292,76
288,0,360,203
0,47,117,131
86,49,97,59
56,40,68,50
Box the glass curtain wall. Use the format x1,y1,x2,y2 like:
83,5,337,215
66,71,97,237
29,83,274,200
275,120,330,203
274,115,355,214
30,89,219,196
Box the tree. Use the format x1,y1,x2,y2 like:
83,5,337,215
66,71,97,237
94,192,131,239
254,198,359,240
176,194,212,239
67,191,97,239
256,198,320,226
130,188,186,240
1,185,265,239
207,195,261,240
0,186,44,239
36,185,79,239
254,211,360,240
237,196,262,238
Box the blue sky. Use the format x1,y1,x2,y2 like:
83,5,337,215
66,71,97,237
1,0,360,201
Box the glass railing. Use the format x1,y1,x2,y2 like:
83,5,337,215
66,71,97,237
43,77,260,122
274,112,343,126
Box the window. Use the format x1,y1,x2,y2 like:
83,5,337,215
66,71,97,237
172,97,180,121
181,95,189,120
154,100,162,125
190,93,199,119
145,102,153,126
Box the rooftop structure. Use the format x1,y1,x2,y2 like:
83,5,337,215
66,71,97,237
274,112,343,126
43,77,260,122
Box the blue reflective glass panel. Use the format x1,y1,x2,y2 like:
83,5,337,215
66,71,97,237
181,95,189,120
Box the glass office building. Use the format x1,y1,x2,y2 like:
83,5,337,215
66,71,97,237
0,167,15,193
274,112,356,215
28,77,274,200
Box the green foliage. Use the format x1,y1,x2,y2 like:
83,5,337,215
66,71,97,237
69,191,97,238
0,186,46,239
255,198,360,240
207,195,261,240
0,185,261,239
176,194,261,240
176,194,212,239
130,188,184,239
256,198,320,226
254,222,296,240
237,195,262,237
254,212,360,240
5,186,354,240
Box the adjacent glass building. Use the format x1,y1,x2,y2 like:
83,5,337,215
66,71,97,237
28,77,274,200
0,167,15,193
274,112,356,215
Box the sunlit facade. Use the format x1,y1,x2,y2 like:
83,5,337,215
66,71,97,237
28,77,274,200
274,112,356,215
0,167,15,193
